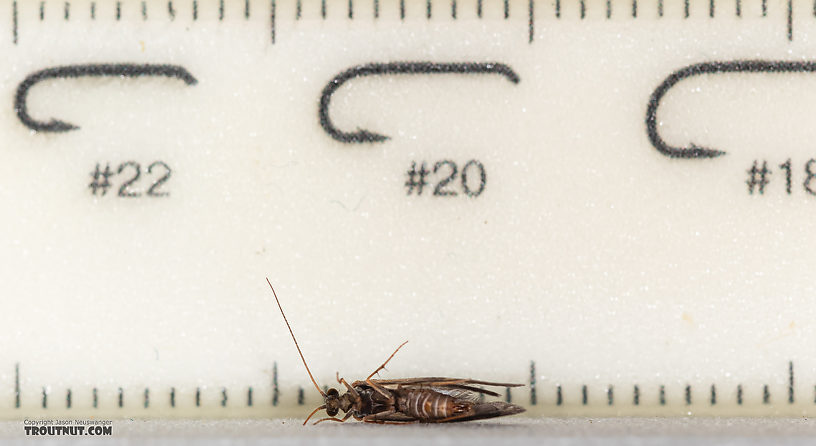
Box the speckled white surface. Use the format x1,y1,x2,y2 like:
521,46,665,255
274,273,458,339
5,418,816,445
2,0,816,419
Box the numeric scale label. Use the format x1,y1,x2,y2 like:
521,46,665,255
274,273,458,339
2,0,816,418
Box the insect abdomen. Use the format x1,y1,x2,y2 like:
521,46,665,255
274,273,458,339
396,389,465,420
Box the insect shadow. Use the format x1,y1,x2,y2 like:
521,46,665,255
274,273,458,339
266,278,525,424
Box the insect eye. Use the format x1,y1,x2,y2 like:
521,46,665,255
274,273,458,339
326,388,339,397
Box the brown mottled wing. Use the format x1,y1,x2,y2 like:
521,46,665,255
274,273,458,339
364,377,523,387
355,378,524,398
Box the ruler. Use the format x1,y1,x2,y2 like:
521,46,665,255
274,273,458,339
2,0,816,419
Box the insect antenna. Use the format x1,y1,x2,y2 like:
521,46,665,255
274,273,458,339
266,278,327,398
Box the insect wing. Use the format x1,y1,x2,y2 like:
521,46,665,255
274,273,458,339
357,378,523,398
425,387,482,403
361,377,524,388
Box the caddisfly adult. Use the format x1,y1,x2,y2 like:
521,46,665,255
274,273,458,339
266,278,525,424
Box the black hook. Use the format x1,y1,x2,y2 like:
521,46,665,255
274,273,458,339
646,60,816,159
319,62,520,144
15,63,198,133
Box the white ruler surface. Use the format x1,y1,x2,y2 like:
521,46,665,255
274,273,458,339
1,0,816,418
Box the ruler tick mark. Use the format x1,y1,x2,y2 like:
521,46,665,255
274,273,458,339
710,384,716,405
39,2,44,21
196,387,201,407
788,0,793,41
427,0,432,19
581,385,587,405
66,389,71,409
685,385,691,405
400,0,405,20
555,0,560,18
709,0,714,17
633,385,640,405
193,0,197,20
92,388,98,408
321,0,326,19
763,385,770,404
90,1,95,19
349,0,353,19
272,362,279,406
244,0,249,19
580,0,585,19
12,0,18,45
737,384,743,405
451,0,456,19
789,361,795,403
64,2,69,21
504,0,508,18
219,0,223,20
247,387,253,407
118,387,123,408
14,363,19,408
736,0,741,17
762,0,767,17
658,0,663,17
529,361,537,405
477,0,482,18
297,387,304,405
116,1,121,20
607,386,614,406
556,385,562,406
171,387,176,407
606,0,611,18
505,387,512,403
144,388,149,408
42,387,47,409
632,0,637,18
373,0,379,19
528,0,534,43
270,0,275,44
684,0,689,18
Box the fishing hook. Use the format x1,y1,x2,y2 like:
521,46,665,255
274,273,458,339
646,59,816,159
15,63,198,133
319,62,520,144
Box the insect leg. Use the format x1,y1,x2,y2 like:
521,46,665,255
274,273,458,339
313,412,354,425
366,341,409,381
336,372,360,398
362,410,419,424
365,341,409,401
